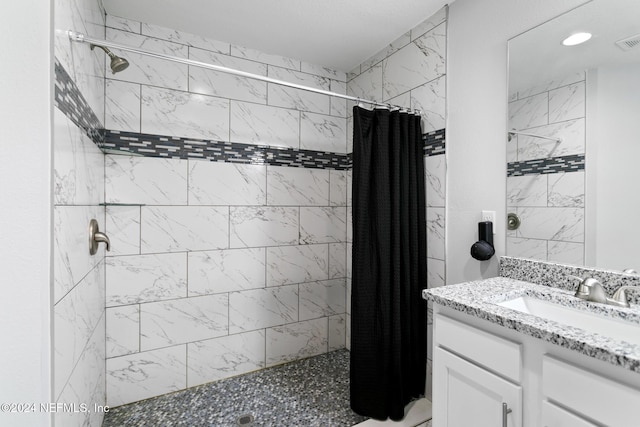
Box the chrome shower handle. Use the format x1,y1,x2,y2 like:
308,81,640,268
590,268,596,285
89,219,111,255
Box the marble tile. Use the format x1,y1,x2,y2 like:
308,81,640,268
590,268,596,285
266,166,329,206
54,205,104,303
230,101,300,148
411,6,447,40
516,118,585,161
506,237,548,260
515,72,584,100
53,109,104,206
55,315,105,426
187,330,266,387
427,258,445,288
140,294,228,350
105,79,141,132
347,66,361,82
140,206,229,253
299,279,347,321
300,207,347,244
141,85,229,141
347,64,383,102
346,170,353,206
508,92,548,131
506,175,547,207
229,285,299,333
232,45,299,70
412,75,446,133
142,24,230,53
106,305,140,358
346,206,353,243
507,136,518,163
330,80,348,117
188,248,266,296
106,345,187,407
548,171,584,207
329,170,348,207
548,241,584,265
267,66,331,114
549,81,585,123
189,161,266,205
54,261,105,398
382,23,446,100
346,244,353,279
105,155,188,205
329,243,347,279
106,15,141,33
301,62,346,82
515,207,584,242
300,112,347,153
426,207,445,260
425,154,445,207
189,47,267,104
229,207,299,248
361,31,411,72
106,253,187,306
328,314,346,351
266,244,328,287
347,115,354,153
106,28,189,90
266,318,328,367
106,206,140,256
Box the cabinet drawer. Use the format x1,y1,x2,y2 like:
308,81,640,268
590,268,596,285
543,355,640,426
542,401,597,427
435,314,522,382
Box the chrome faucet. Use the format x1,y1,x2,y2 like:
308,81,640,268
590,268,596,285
569,275,608,304
569,275,638,308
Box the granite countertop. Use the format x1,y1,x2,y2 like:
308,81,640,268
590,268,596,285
423,277,640,373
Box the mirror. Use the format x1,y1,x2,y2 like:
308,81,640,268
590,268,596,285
506,0,640,272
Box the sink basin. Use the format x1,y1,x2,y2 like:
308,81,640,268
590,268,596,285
498,296,640,347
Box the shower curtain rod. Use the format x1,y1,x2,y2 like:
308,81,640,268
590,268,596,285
508,129,562,143
67,31,420,114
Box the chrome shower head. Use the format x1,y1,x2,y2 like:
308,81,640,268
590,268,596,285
90,44,129,74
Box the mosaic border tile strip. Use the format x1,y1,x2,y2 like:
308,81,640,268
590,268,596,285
423,128,446,157
54,59,104,147
105,130,353,170
507,154,585,177
102,349,367,427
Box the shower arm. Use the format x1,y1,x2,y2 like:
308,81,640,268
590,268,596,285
67,30,421,114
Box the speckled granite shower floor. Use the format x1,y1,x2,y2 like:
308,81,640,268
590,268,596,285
102,349,366,427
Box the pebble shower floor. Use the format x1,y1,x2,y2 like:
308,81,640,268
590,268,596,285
102,349,367,426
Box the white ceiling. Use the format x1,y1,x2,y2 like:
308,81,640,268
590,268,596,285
509,0,640,93
103,0,450,72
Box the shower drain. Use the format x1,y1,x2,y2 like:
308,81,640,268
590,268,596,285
236,413,255,426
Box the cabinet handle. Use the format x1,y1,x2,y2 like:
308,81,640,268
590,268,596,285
502,402,512,427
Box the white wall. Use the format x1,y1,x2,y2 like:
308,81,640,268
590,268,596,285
587,63,640,271
446,0,589,285
0,1,53,426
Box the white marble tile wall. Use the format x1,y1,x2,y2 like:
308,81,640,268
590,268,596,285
105,152,348,406
105,16,347,153
54,0,107,424
507,73,586,265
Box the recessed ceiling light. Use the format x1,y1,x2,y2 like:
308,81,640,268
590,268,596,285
562,32,592,46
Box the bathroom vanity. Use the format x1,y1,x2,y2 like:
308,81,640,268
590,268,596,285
423,257,640,427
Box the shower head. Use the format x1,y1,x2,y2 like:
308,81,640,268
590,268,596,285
90,44,129,74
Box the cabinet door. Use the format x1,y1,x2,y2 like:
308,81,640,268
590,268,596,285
541,401,598,427
433,347,522,427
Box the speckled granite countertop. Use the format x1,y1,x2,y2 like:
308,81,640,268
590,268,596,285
423,277,640,373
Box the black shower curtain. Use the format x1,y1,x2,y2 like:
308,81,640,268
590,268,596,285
350,106,427,421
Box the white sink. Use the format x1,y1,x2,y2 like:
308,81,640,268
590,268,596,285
498,296,640,347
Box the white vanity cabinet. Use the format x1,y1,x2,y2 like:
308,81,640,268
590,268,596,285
432,308,640,427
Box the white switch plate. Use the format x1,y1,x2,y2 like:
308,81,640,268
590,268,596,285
481,210,496,234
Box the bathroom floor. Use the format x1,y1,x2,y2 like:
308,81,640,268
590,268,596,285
102,349,368,426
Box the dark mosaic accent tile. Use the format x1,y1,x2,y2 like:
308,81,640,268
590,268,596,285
102,349,367,427
423,129,445,157
54,59,104,147
105,130,353,170
507,154,585,177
